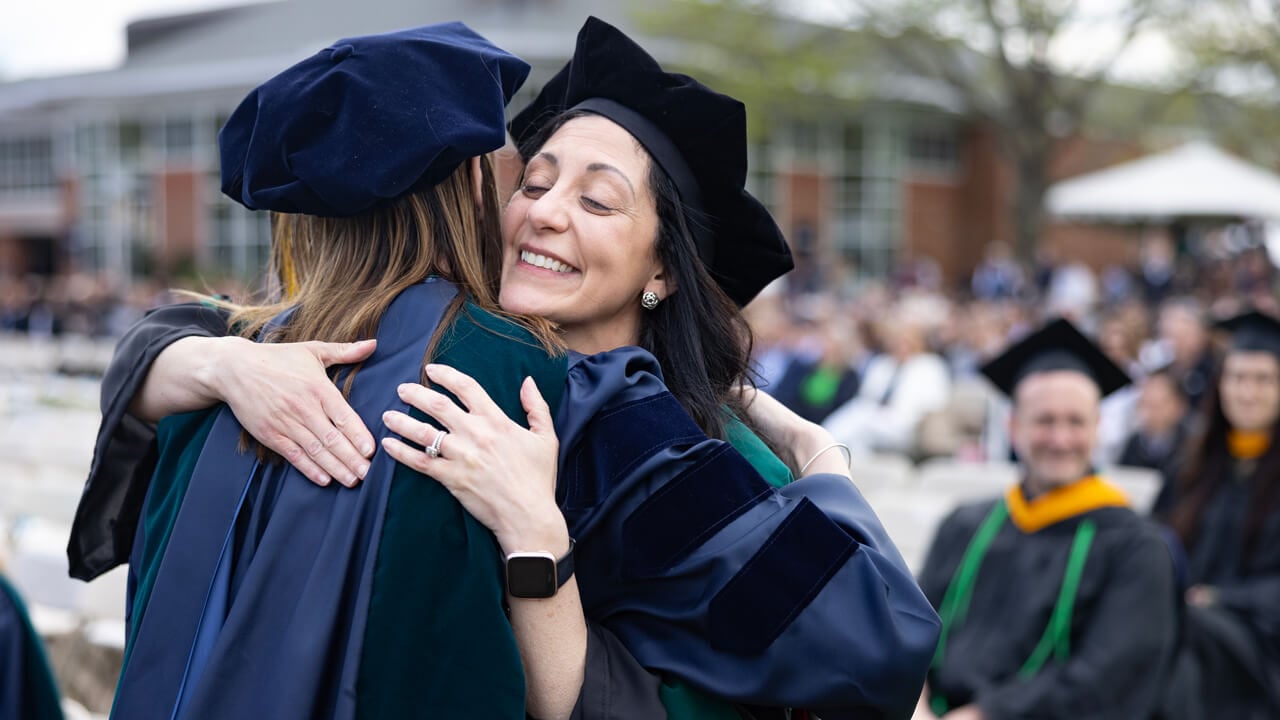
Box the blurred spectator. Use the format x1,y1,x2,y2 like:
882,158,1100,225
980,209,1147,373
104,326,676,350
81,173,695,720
1139,231,1177,304
1096,310,1148,466
1117,370,1192,516
771,314,863,424
893,254,942,293
970,242,1024,301
745,284,801,390
1101,263,1135,305
823,310,950,457
1032,244,1060,295
1148,299,1218,413
1235,245,1275,302
1045,261,1098,321
943,301,1013,377
0,279,31,331
24,277,59,337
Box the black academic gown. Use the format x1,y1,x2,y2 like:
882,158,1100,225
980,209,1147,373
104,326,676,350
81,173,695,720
1117,419,1191,517
919,499,1178,720
1179,460,1280,720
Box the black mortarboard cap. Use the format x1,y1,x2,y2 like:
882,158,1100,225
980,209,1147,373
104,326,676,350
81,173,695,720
219,23,529,217
1215,309,1280,357
508,16,793,307
981,318,1131,398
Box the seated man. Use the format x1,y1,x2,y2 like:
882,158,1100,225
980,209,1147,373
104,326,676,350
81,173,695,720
918,318,1178,720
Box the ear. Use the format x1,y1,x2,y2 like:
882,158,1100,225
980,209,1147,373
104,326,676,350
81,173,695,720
470,156,483,208
644,264,676,301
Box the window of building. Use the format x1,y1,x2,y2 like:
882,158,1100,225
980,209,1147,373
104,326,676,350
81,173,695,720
830,119,901,280
789,120,821,161
0,136,57,192
164,116,195,160
747,142,774,212
907,127,960,174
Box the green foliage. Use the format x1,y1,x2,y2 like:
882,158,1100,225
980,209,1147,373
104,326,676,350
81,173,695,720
1166,0,1280,165
848,0,1186,260
633,0,872,139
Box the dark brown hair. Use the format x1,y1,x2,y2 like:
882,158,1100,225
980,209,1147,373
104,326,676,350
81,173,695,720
1169,367,1280,566
518,109,770,446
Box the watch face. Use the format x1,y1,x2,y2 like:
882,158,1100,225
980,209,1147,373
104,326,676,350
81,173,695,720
506,553,556,599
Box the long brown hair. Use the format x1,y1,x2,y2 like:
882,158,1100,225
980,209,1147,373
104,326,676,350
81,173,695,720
1169,366,1280,566
197,156,561,422
228,156,551,346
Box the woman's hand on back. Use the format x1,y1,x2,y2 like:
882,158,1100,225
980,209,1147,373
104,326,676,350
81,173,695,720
380,364,568,555
207,337,378,488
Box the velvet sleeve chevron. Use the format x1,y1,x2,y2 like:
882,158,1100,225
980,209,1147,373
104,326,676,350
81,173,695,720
555,348,941,720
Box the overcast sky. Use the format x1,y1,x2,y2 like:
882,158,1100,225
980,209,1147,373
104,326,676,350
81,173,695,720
0,0,246,80
0,0,1178,84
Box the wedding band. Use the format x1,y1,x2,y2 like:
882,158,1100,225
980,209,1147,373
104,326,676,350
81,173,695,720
425,429,447,458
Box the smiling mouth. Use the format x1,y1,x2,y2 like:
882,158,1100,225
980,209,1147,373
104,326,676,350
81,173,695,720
520,250,578,274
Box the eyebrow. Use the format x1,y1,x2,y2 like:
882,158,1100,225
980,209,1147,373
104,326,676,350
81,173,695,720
532,152,635,199
586,162,636,198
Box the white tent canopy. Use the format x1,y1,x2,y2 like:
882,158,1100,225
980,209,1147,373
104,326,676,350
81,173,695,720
1046,141,1280,222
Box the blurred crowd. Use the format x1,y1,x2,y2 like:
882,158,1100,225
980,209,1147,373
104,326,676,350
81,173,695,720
0,273,255,340
5,226,1275,501
749,228,1278,491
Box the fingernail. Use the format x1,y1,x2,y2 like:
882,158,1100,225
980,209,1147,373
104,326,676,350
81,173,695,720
357,462,370,478
424,363,441,374
360,442,374,456
396,384,409,397
317,475,332,487
344,474,359,487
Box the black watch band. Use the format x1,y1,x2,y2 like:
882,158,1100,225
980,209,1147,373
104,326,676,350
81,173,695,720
505,538,575,599
555,537,576,589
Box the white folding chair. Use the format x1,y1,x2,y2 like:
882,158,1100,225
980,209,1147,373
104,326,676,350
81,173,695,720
915,459,1017,505
78,566,128,651
8,517,82,638
1104,465,1163,515
864,487,955,575
847,453,914,495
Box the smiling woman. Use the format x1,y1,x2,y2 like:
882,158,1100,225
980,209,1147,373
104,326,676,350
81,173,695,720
500,115,665,356
1164,310,1280,720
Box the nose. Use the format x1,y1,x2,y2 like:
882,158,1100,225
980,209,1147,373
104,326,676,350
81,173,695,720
1046,424,1077,450
525,186,570,234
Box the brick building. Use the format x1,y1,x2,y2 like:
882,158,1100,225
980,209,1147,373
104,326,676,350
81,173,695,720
0,0,1170,292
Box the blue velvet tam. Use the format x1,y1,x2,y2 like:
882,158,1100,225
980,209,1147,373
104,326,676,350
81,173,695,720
219,22,530,217
509,17,793,307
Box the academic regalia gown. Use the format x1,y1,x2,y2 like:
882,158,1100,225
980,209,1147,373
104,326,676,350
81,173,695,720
114,280,548,719
918,481,1178,720
71,281,938,719
0,575,63,720
1178,461,1280,719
